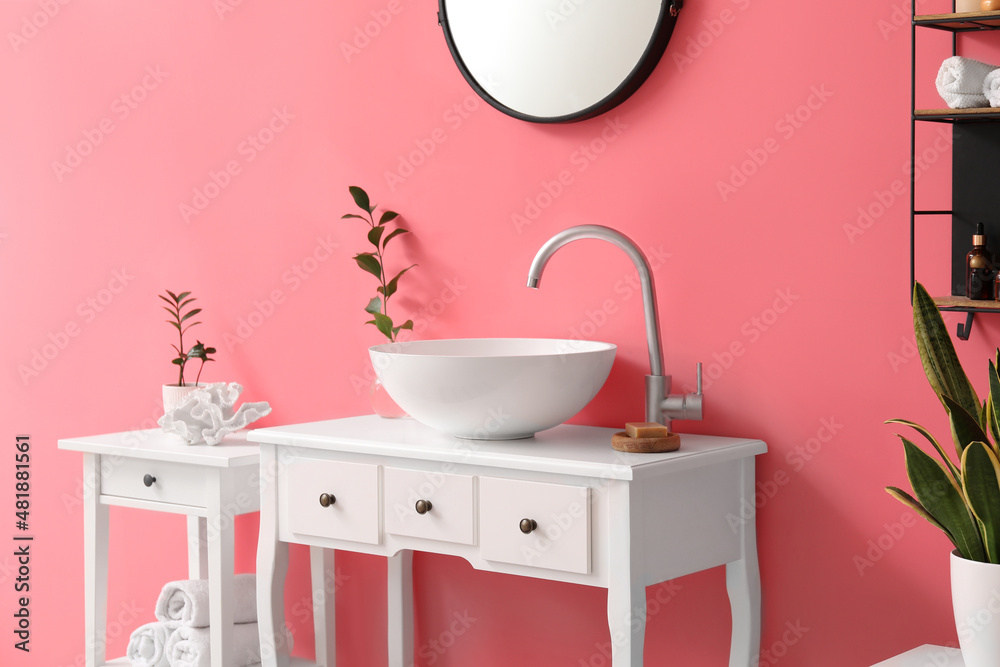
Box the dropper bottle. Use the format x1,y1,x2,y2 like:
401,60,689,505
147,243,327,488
966,222,994,300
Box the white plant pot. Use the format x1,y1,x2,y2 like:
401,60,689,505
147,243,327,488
162,384,201,414
952,550,1000,666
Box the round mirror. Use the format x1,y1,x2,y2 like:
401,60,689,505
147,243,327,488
439,0,680,123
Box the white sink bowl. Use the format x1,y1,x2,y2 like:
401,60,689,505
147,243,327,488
369,338,616,440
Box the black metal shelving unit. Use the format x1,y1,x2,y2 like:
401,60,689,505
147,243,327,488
911,8,1000,340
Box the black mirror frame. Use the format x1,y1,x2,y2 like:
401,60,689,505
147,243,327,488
438,0,680,124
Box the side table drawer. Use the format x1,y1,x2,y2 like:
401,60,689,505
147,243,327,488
384,467,475,545
286,457,380,545
101,457,209,508
480,477,590,574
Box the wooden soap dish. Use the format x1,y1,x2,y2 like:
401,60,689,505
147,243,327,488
611,431,681,453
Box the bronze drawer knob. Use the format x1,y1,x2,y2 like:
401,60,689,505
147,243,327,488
415,499,433,515
143,474,156,487
519,518,537,534
319,493,336,507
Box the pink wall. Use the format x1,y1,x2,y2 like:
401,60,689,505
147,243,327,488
3,0,994,665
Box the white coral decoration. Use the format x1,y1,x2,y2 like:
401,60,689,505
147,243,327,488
158,382,271,445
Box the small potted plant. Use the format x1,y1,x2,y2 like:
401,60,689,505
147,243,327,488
885,282,1000,666
160,290,216,413
342,186,415,417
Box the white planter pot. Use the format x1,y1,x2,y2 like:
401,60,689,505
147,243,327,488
952,550,1000,666
162,384,201,414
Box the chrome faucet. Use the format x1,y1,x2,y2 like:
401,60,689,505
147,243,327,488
526,224,703,431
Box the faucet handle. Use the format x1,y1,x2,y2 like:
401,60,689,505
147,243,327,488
661,362,704,424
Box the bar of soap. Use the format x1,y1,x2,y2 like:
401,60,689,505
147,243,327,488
625,422,668,438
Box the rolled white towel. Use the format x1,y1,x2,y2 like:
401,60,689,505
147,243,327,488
985,69,1000,107
154,573,256,628
164,623,263,667
126,621,173,667
937,56,1000,108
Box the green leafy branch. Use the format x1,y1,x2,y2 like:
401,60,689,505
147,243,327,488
160,290,216,386
343,186,415,341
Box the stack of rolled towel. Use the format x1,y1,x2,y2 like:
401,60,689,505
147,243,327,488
126,573,269,667
936,56,1000,108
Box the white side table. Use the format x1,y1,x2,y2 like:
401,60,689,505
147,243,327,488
59,429,331,667
873,645,964,666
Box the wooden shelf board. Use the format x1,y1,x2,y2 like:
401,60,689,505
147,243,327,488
915,11,1000,29
933,295,1000,310
916,108,1000,118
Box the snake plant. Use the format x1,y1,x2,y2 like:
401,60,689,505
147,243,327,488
886,282,1000,563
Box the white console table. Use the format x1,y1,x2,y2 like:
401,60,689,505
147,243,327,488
59,429,330,667
873,645,964,666
250,416,767,667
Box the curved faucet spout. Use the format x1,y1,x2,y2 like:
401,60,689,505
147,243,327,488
526,224,664,378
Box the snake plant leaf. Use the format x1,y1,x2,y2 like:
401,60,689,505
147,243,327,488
364,297,382,316
988,360,1000,448
349,186,373,213
913,282,981,419
382,264,416,300
886,486,955,541
368,226,385,248
885,418,961,481
944,394,990,460
962,442,1000,563
382,228,408,250
378,211,399,226
354,253,382,279
902,436,986,561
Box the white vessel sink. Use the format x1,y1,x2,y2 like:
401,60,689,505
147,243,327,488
369,338,616,440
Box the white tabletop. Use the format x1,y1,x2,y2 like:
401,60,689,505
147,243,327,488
58,429,260,467
249,415,766,480
872,645,964,666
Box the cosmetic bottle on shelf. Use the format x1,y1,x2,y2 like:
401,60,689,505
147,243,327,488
966,222,994,300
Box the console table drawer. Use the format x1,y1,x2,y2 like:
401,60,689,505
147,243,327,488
480,477,590,574
101,458,209,508
384,467,475,545
286,458,380,545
